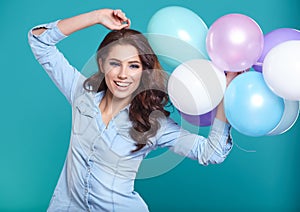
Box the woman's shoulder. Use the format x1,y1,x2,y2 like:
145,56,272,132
72,74,98,104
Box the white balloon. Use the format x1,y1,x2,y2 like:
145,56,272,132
268,100,299,135
263,40,300,100
167,59,226,115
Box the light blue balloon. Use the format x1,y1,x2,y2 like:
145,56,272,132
224,71,284,137
147,6,208,69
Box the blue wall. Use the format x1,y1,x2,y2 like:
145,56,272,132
0,0,300,211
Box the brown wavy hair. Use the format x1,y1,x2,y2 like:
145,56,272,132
83,29,170,152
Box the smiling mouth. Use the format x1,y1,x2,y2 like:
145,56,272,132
114,81,132,87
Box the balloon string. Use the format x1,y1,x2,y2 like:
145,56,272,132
234,141,257,153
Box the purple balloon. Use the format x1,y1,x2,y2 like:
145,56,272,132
206,14,264,72
180,107,217,126
253,28,300,72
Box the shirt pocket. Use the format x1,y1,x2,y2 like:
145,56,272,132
73,101,98,135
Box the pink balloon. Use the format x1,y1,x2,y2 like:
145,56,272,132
206,14,264,72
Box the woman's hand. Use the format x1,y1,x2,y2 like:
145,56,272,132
225,68,249,86
98,9,131,30
226,72,239,86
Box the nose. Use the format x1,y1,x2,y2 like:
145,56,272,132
117,65,128,80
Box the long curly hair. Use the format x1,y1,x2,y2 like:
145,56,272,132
83,29,170,152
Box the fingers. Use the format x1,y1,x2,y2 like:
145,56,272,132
125,18,131,29
226,72,238,76
225,71,238,77
113,9,130,28
225,71,239,86
113,9,126,20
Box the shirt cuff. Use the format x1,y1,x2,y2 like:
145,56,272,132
30,20,67,45
211,118,233,156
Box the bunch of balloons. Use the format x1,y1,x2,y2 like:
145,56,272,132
147,6,300,136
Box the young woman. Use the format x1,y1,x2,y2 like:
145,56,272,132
28,8,234,212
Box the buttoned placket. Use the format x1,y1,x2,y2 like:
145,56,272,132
82,112,102,212
84,147,95,212
83,113,107,211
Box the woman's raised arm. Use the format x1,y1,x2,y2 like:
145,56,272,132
32,9,130,36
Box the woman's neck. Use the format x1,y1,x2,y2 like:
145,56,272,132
99,91,131,126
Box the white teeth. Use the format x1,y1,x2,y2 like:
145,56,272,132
115,81,131,87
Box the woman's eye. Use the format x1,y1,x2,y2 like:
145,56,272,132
130,64,140,69
109,61,120,67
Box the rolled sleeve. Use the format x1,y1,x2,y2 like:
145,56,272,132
28,20,67,62
156,117,233,166
205,118,233,164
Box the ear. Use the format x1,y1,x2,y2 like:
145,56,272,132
98,58,105,73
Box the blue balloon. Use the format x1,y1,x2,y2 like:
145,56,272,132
147,6,208,69
224,71,284,137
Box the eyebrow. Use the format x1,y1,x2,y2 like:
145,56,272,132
108,58,141,64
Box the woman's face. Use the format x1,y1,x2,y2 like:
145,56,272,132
101,44,143,101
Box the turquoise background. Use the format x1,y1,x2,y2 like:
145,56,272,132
1,0,300,211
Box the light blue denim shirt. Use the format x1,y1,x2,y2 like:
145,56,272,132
28,20,233,212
